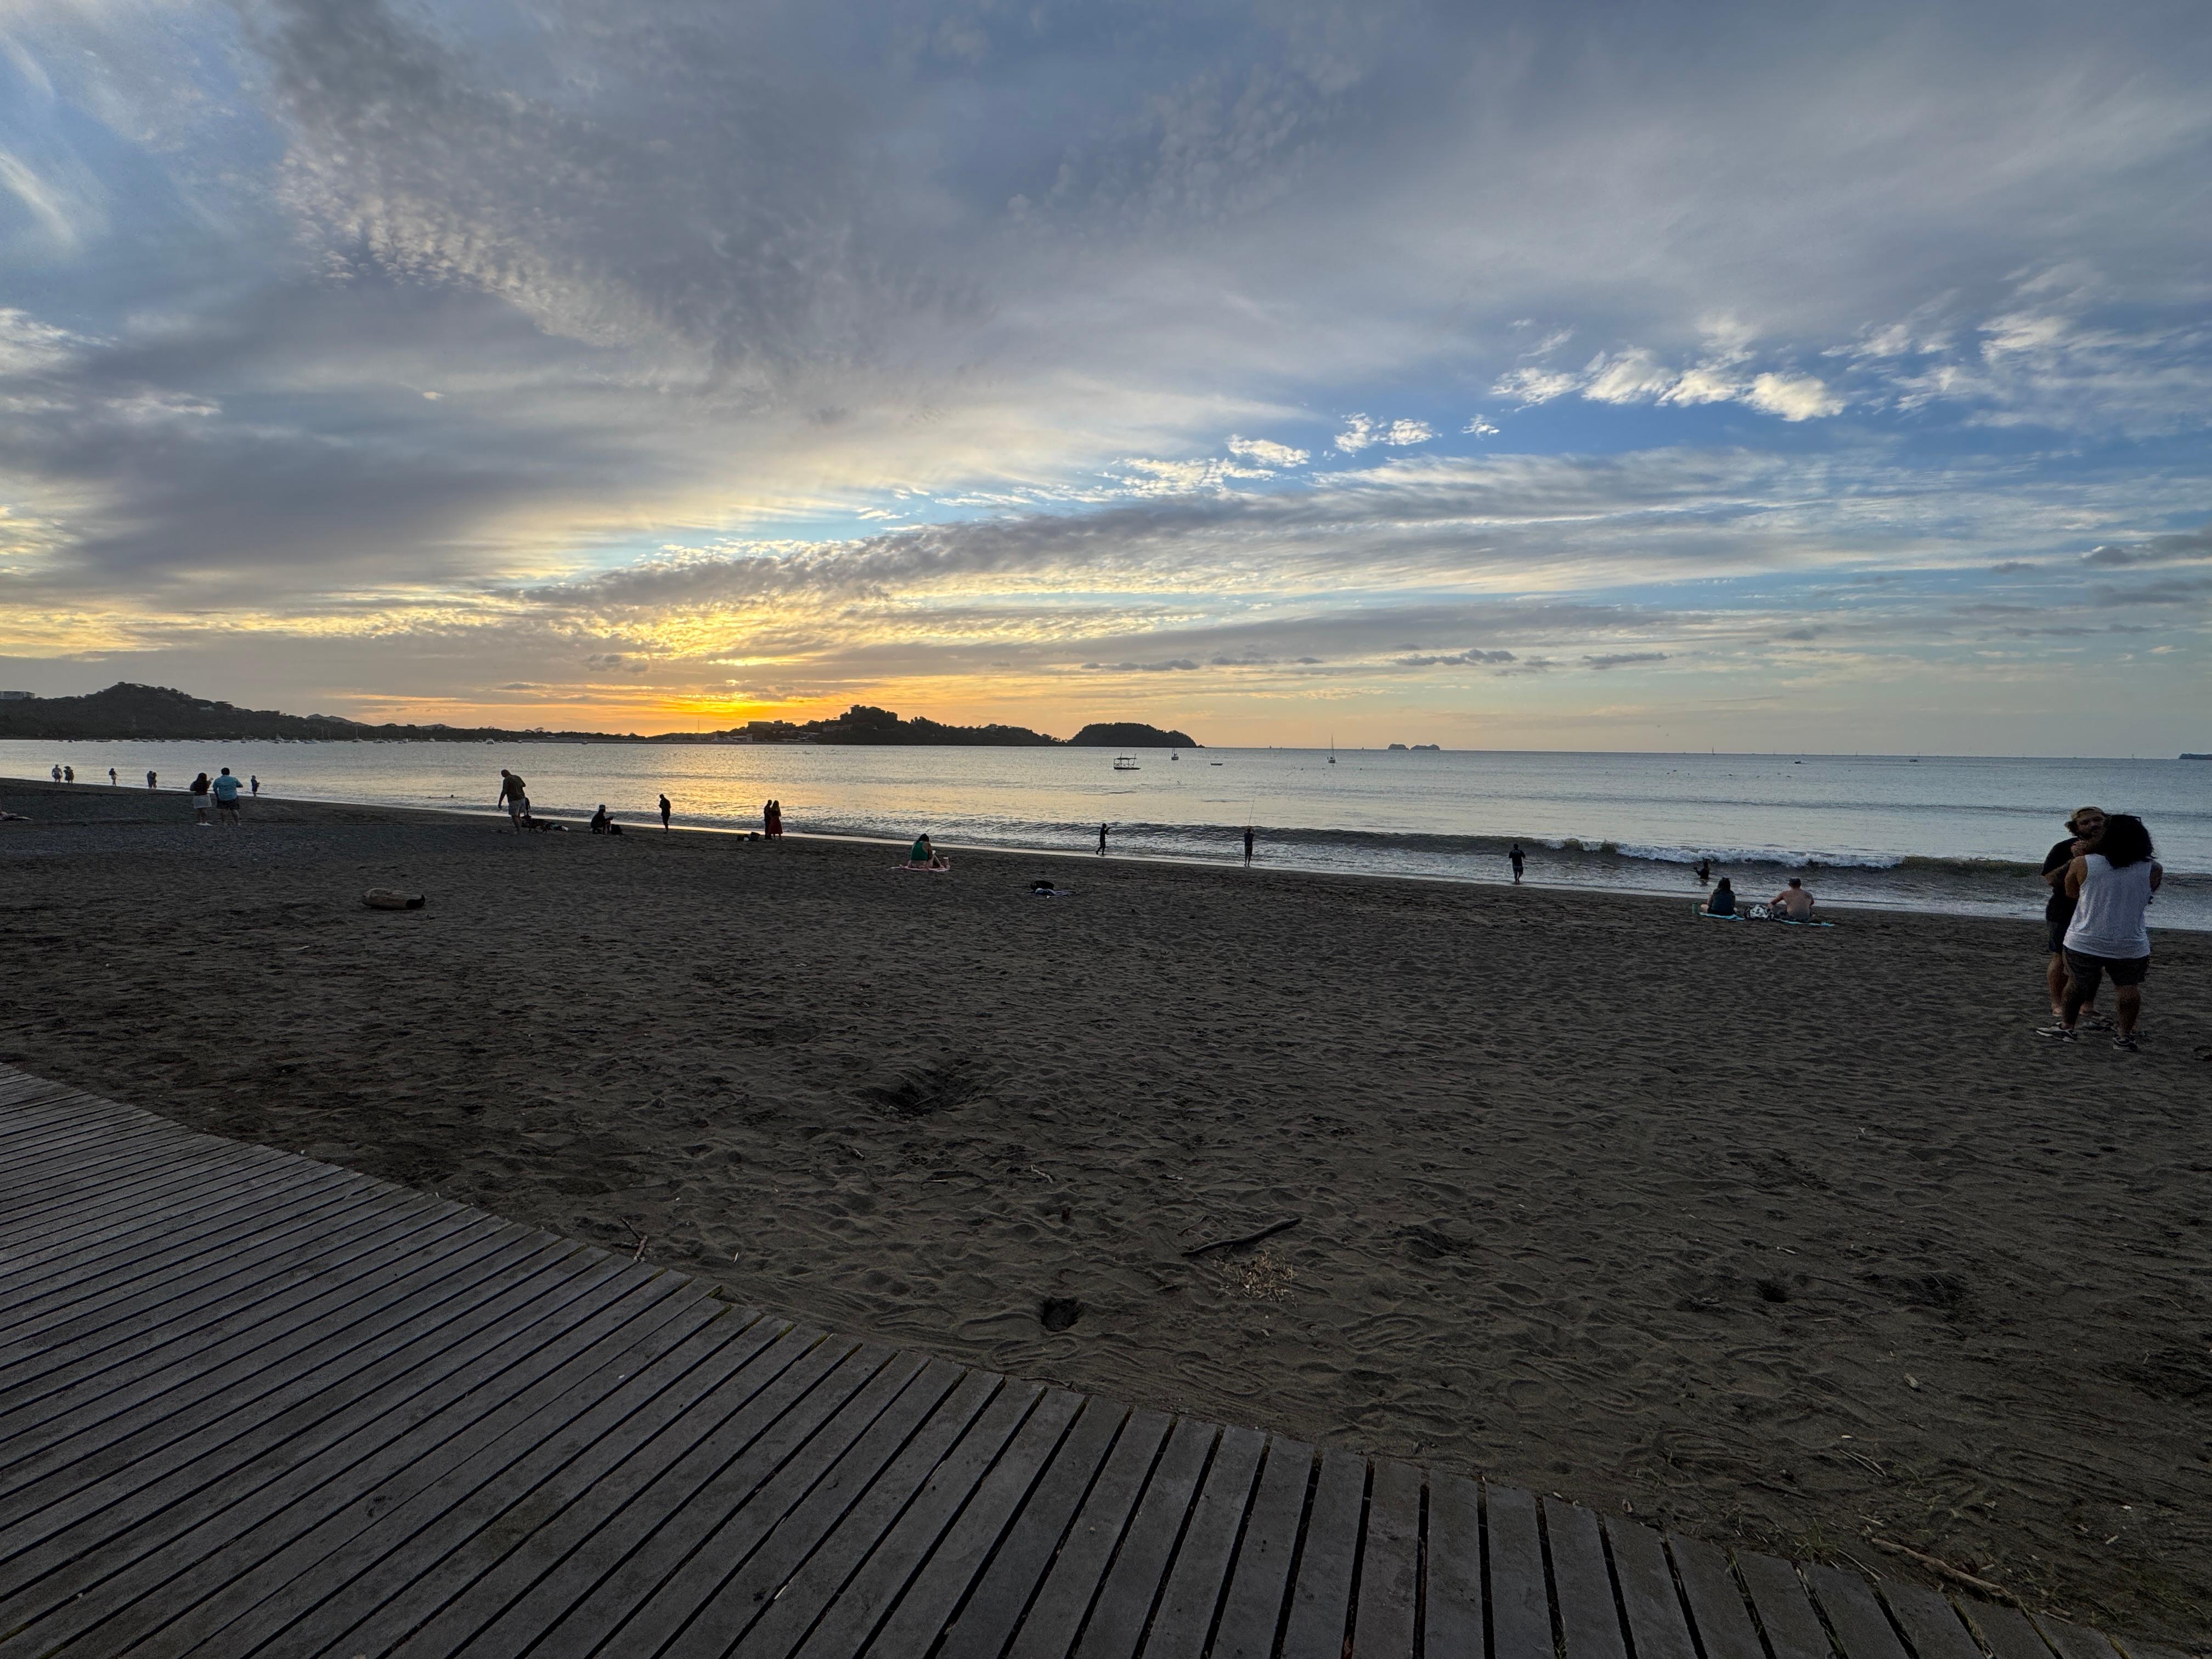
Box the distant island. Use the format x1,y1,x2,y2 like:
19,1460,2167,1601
0,683,1198,749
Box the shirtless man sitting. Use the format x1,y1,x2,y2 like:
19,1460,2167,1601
1769,877,1815,921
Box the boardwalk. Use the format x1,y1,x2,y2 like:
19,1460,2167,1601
0,1064,2185,1659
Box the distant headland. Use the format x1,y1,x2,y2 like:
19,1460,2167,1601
0,683,1197,749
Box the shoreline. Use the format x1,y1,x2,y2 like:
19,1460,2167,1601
3,780,2209,1643
9,770,2194,930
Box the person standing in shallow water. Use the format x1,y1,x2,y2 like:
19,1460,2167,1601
1509,843,1526,884
1243,825,1254,865
658,793,671,831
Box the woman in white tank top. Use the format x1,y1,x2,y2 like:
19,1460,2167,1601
2041,814,2162,1050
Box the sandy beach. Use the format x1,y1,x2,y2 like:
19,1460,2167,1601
3,777,2207,1646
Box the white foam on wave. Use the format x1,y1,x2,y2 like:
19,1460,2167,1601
1542,838,1907,870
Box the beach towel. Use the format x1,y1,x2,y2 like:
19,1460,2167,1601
896,860,952,874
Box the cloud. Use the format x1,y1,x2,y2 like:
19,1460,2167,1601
1227,436,1308,468
1463,415,1498,437
1080,658,1199,672
1582,652,1669,669
2080,524,2212,567
1492,368,1578,407
1742,373,1844,421
1396,648,1516,667
1584,350,1675,405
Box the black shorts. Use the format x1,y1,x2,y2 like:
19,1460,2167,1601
217,799,239,813
2063,949,2149,992
2045,915,2072,954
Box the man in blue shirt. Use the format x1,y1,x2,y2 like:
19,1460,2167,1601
211,767,245,826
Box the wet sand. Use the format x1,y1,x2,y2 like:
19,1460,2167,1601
3,777,2208,1645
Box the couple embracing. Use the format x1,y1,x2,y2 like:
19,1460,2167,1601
2038,805,2161,1052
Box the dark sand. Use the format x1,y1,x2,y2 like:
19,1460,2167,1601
3,778,2208,1645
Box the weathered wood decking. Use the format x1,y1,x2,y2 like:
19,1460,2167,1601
0,1065,2186,1658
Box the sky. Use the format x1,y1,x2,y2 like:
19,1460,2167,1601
1,0,2207,752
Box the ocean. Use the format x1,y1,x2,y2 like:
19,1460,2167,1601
5,741,2207,931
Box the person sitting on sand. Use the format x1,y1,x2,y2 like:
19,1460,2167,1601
1702,877,1736,917
908,833,948,870
1769,877,1815,921
590,804,612,834
498,769,528,830
211,767,244,825
188,772,212,825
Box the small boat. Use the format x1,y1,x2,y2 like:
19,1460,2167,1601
1170,751,1179,761
1113,755,1140,771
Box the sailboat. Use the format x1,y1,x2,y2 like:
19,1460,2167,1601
1328,735,1336,764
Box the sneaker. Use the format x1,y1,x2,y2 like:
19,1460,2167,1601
2081,1012,2116,1031
2112,1032,2139,1052
2035,1024,2077,1042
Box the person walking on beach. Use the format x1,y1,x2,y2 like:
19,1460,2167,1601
250,775,259,796
498,769,528,830
2041,814,2160,1051
2040,806,2107,1026
1509,843,1526,884
211,767,244,826
1243,825,1255,865
188,772,212,825
145,769,156,789
62,765,73,783
659,793,672,831
108,768,117,787
1097,822,1109,855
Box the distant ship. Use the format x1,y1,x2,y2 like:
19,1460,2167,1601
1113,755,1140,771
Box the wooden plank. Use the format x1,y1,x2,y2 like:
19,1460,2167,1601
0,1157,354,1301
1736,1551,1836,1659
1423,1472,1483,1659
0,1186,449,1398
1207,1436,1314,1659
97,1272,714,1659
577,1347,927,1657
1278,1449,1368,1659
783,1381,1057,1659
0,1163,391,1331
719,1370,1014,1659
655,1358,980,1659
253,1300,755,1659
1137,1425,1268,1659
998,1407,1180,1659
0,1105,170,1167
1068,1417,1221,1659
1605,1517,1696,1659
1960,1603,2057,1659
1805,1562,1910,1659
426,1328,857,1659
1487,1485,1553,1659
1351,1458,1420,1659
0,1234,597,1592
0,1128,257,1236
0,1254,646,1649
381,1319,821,1659
1877,1581,1987,1659
867,1392,1117,1659
1546,1499,1628,1659
1667,1533,1767,1659
0,1210,523,1485
2034,1615,2121,1659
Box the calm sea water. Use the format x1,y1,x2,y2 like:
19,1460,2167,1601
6,741,2207,930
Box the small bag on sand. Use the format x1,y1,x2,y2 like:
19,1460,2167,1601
362,888,426,910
